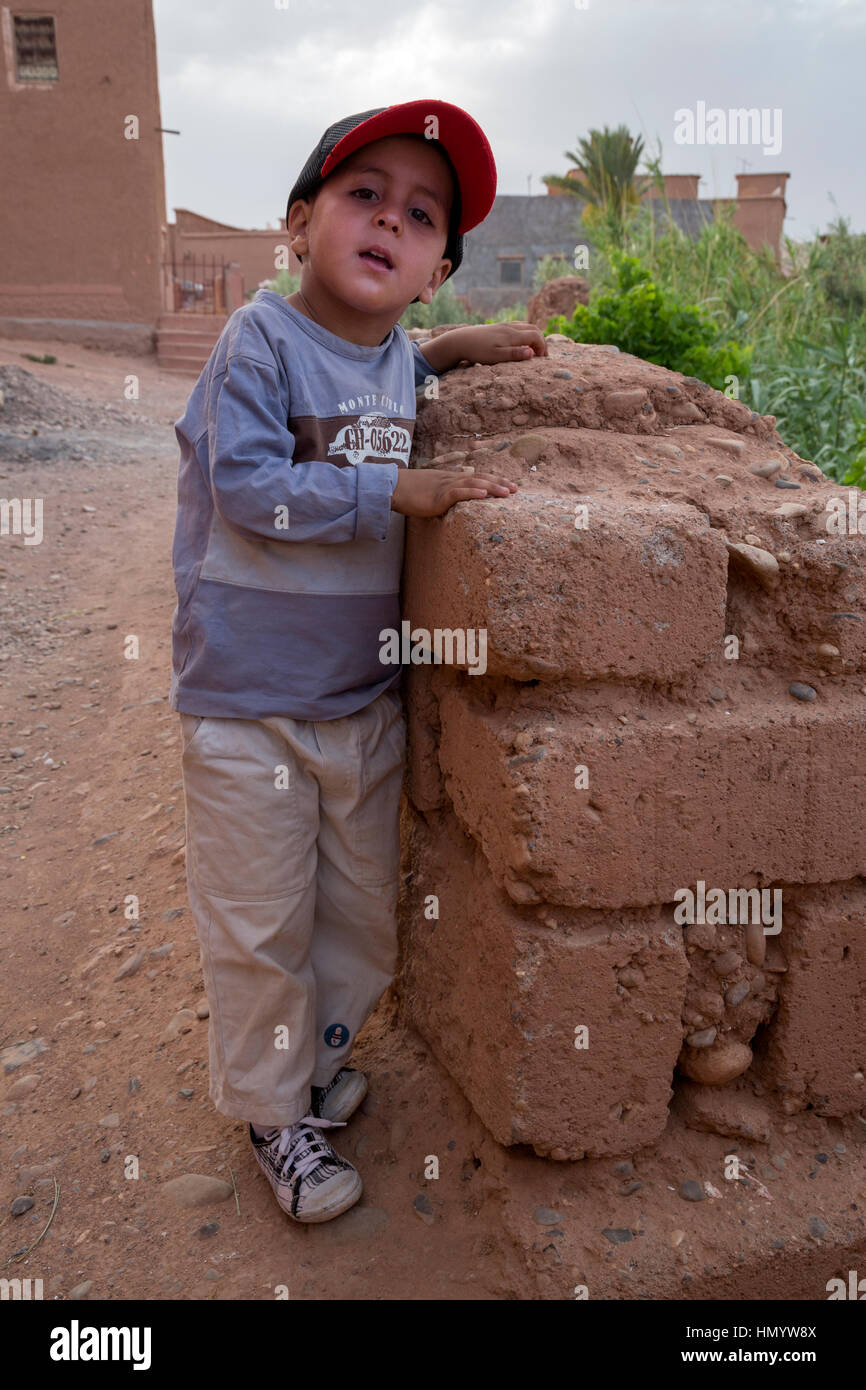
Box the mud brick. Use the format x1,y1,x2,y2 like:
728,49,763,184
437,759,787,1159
397,809,687,1157
752,881,866,1115
436,687,866,909
402,493,728,683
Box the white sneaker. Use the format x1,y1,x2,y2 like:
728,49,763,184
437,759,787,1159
249,1114,362,1223
310,1067,368,1123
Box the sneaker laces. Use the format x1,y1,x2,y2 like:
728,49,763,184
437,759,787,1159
273,1113,347,1184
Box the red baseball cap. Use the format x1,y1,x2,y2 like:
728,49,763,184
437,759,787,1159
286,99,497,287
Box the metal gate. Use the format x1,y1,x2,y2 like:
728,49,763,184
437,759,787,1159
161,254,228,314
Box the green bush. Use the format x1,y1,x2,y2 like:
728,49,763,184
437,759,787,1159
548,251,752,390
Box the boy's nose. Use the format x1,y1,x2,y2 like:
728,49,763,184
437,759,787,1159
375,210,401,234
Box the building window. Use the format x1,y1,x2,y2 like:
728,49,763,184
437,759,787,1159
13,15,59,81
498,257,524,286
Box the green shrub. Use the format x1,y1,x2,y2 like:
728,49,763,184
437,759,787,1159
548,251,752,390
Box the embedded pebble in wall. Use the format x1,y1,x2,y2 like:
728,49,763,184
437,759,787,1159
679,1040,754,1086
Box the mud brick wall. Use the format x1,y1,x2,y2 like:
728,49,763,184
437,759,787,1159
395,335,866,1161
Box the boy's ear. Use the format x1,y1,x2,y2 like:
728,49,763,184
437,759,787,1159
416,258,452,306
287,198,312,262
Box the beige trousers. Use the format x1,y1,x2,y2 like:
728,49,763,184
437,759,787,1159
178,686,406,1128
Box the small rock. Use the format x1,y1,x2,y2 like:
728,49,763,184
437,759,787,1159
684,922,716,950
725,981,750,1007
100,1150,111,1163
715,475,733,487
603,388,647,417
7,1073,40,1099
678,1180,706,1202
707,437,744,456
195,1002,210,1021
10,1195,34,1216
413,1193,434,1224
686,1027,717,1048
808,1216,829,1239
533,1207,563,1225
114,950,146,981
161,1009,197,1042
69,1281,92,1300
2,1038,48,1073
775,478,801,489
727,542,779,588
197,1222,219,1238
712,950,742,976
679,1038,753,1086
17,1163,55,1189
128,1077,140,1093
163,1174,233,1209
749,458,782,478
99,1113,120,1128
602,1227,633,1243
773,503,808,518
789,682,817,702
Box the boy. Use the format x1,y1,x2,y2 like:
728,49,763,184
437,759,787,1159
169,99,546,1224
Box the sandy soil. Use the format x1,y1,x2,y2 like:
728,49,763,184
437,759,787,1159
2,336,865,1303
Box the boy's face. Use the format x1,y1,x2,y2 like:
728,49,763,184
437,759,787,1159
288,135,454,316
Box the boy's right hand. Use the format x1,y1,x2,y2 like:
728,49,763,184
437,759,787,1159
390,466,518,518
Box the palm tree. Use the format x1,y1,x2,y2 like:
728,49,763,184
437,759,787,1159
543,125,651,247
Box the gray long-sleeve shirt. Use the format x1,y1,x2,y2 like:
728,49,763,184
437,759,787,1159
168,288,438,720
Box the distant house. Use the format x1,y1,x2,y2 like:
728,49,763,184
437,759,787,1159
0,0,168,351
450,171,790,315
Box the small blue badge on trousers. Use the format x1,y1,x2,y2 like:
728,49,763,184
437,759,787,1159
324,1023,349,1048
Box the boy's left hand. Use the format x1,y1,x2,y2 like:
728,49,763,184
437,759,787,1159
457,322,548,365
420,322,548,374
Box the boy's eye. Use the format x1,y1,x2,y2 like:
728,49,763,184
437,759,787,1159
351,187,433,225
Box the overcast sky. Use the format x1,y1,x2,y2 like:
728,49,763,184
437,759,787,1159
152,0,864,242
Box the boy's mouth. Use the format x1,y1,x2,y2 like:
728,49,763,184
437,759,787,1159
358,246,394,272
